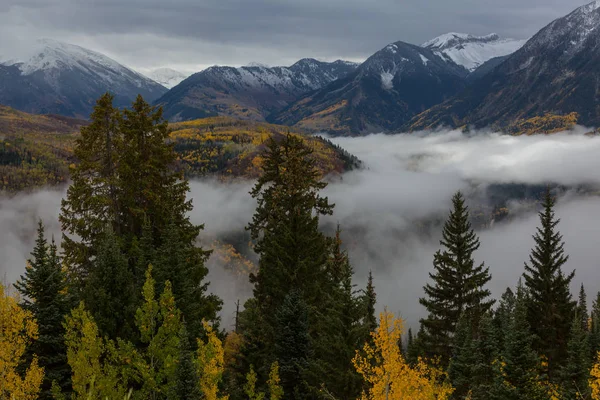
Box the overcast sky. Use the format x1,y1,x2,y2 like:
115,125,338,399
0,0,591,73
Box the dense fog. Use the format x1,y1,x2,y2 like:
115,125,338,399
3,129,600,329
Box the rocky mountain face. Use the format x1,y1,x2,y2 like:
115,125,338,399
269,41,468,135
408,1,600,131
154,59,359,122
0,39,167,118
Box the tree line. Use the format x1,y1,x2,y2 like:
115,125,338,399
2,93,600,399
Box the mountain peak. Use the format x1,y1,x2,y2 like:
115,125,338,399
423,32,526,71
146,68,188,89
422,33,501,50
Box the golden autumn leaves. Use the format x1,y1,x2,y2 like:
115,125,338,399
353,310,454,400
0,284,44,400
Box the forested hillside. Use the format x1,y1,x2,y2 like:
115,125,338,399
4,93,600,400
0,105,359,192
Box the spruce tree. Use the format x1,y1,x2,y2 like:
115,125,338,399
419,191,494,364
523,189,576,380
448,313,476,399
14,221,72,398
274,290,312,400
578,284,589,332
470,313,499,400
493,288,515,353
153,219,221,339
560,315,591,400
60,93,122,276
170,324,202,400
244,134,334,385
82,228,137,341
363,270,378,339
316,226,363,399
247,134,333,318
491,284,547,400
590,292,600,361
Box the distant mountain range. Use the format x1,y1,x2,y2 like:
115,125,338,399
0,39,167,118
408,0,600,132
154,59,359,122
2,1,600,135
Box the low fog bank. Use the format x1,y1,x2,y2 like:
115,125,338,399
2,130,600,329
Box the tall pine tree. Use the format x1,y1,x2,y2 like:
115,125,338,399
274,290,313,400
419,192,494,364
523,189,575,380
243,134,334,391
490,283,547,400
60,94,219,341
14,221,72,398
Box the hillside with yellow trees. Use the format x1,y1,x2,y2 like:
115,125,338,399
0,106,360,192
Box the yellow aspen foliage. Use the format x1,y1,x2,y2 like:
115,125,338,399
353,310,454,400
197,320,228,400
267,362,284,400
244,366,265,400
244,362,283,400
590,352,600,399
64,302,130,399
0,283,44,400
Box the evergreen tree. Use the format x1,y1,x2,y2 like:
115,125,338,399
274,290,313,400
523,189,576,380
82,228,136,341
560,315,591,400
14,221,72,398
247,134,333,321
419,192,494,364
60,93,122,276
448,313,476,399
491,284,547,400
470,313,499,400
315,227,363,399
170,324,201,400
153,219,221,339
363,270,378,340
117,95,198,246
243,134,334,387
578,284,589,332
60,94,214,317
493,288,515,353
590,292,600,361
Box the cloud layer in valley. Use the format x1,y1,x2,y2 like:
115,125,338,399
0,0,589,72
2,130,600,328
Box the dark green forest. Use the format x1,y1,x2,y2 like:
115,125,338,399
4,94,600,400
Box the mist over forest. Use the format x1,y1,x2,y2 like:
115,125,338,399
3,129,600,329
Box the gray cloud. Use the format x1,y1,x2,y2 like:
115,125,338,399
0,0,589,72
2,130,600,329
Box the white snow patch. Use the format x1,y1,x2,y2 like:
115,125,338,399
146,68,188,89
380,71,394,89
423,33,526,71
419,54,430,66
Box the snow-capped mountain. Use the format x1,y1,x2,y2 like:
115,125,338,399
146,68,189,89
408,0,600,131
155,58,359,121
422,33,526,72
0,39,167,118
270,41,467,135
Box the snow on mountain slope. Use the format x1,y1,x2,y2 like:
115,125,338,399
0,38,167,117
146,68,189,89
408,0,600,131
156,58,359,121
2,39,155,88
423,33,526,71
